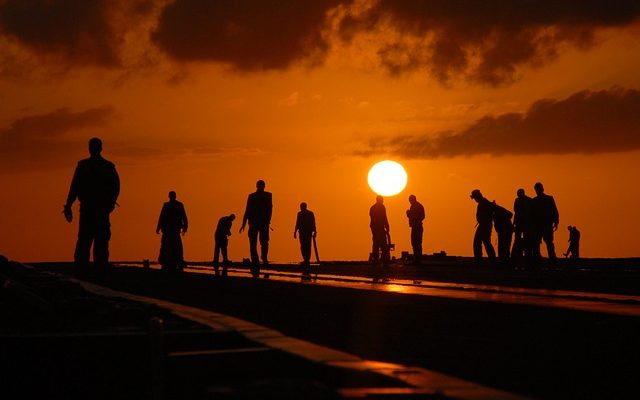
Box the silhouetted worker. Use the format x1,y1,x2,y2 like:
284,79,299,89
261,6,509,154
470,190,496,266
240,180,273,277
64,137,120,273
406,194,426,265
214,214,235,276
156,191,188,271
492,201,513,267
564,225,581,259
294,202,317,276
512,188,534,268
370,195,390,268
532,182,559,266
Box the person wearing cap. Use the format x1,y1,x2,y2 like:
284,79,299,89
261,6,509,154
470,189,496,266
406,194,426,265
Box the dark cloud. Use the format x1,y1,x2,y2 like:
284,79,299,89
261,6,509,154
0,0,121,67
151,0,346,70
0,107,114,172
360,88,640,158
340,0,640,85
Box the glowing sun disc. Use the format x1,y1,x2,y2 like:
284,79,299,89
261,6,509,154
368,160,408,196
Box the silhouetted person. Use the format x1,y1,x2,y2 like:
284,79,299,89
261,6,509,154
512,188,534,268
532,182,559,267
214,214,235,276
406,194,426,265
564,225,580,259
370,195,390,268
470,190,496,266
294,202,317,276
156,191,188,271
64,137,120,273
240,180,273,277
492,201,513,267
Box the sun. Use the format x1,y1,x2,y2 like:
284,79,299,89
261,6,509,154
367,160,408,196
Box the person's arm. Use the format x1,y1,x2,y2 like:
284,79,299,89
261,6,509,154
551,197,559,231
156,205,165,234
311,213,317,237
384,208,390,232
111,165,120,211
294,212,300,239
63,164,80,222
240,196,250,233
267,193,273,225
181,204,188,234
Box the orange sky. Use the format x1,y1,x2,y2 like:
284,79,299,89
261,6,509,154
1,0,640,262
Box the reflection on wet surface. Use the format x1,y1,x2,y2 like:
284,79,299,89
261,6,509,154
123,264,640,317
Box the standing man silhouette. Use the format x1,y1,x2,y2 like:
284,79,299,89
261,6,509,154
294,202,317,275
470,189,496,266
156,191,188,271
64,137,120,273
512,188,534,268
240,180,272,277
532,182,559,267
214,213,235,276
369,195,390,268
406,194,426,265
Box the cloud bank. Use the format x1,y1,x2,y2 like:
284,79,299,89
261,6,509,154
339,0,640,85
151,0,345,70
1,1,638,85
0,0,121,67
360,87,640,158
0,107,114,171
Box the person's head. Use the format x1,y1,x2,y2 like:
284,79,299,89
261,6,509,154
168,191,176,200
409,194,417,204
229,213,236,221
534,182,544,195
256,180,266,191
470,189,483,202
567,225,572,231
300,202,307,211
376,195,384,204
517,188,525,198
88,137,102,157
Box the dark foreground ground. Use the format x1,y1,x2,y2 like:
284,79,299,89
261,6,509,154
3,256,640,399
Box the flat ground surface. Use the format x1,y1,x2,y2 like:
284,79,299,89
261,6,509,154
34,260,640,399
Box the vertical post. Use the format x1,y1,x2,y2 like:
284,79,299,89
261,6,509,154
149,317,165,400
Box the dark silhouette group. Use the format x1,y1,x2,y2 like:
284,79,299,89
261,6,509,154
65,138,579,276
470,182,566,269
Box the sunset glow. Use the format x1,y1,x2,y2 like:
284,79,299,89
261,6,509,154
1,1,640,262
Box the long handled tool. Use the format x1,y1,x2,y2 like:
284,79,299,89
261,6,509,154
312,235,320,281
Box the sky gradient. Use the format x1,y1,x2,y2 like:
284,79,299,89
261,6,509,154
1,0,640,262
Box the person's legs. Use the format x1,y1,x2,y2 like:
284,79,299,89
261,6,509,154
411,226,423,264
543,227,556,264
258,226,270,264
93,212,111,271
74,211,94,270
300,233,312,264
